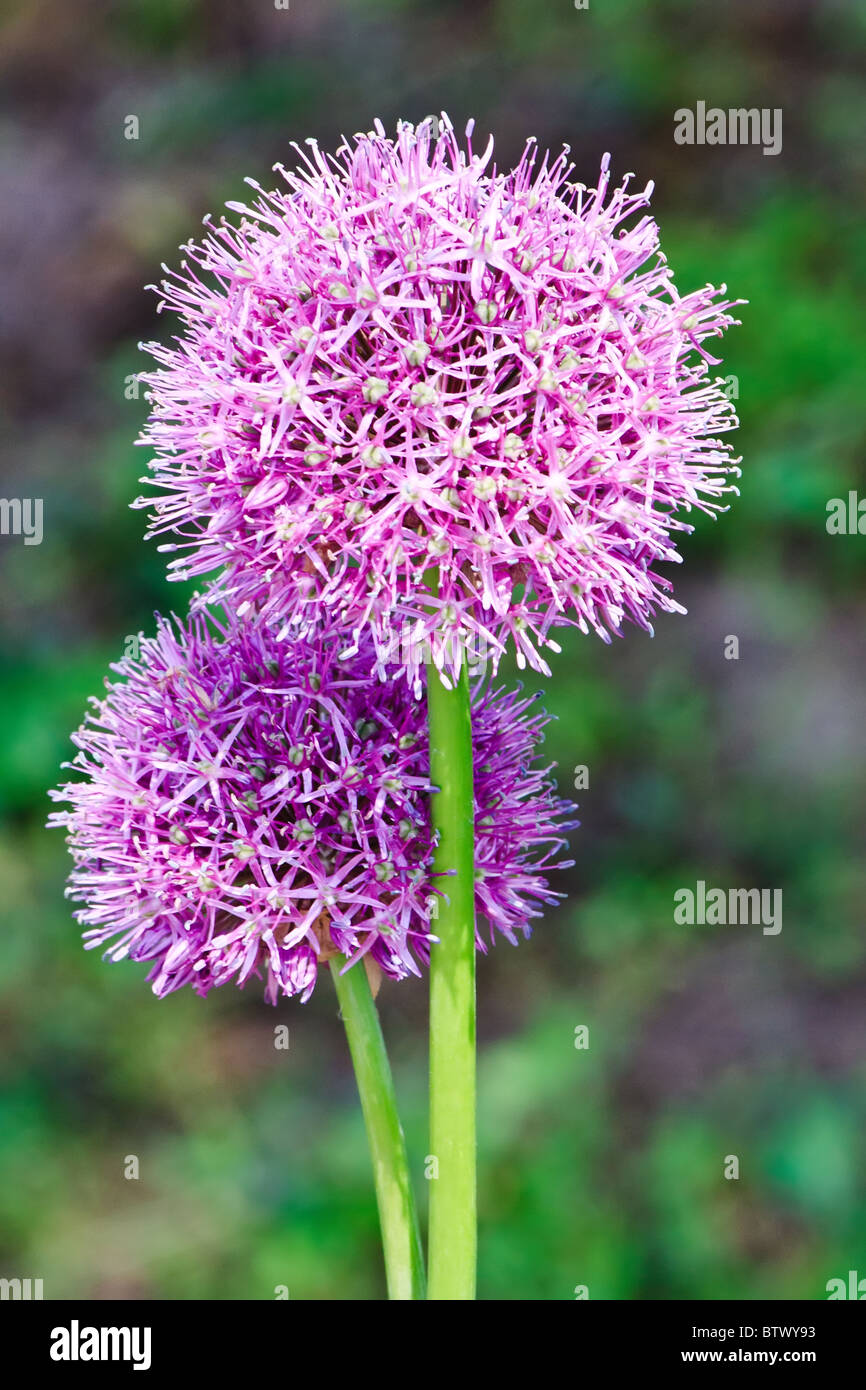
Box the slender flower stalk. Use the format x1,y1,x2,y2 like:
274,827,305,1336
426,637,477,1299
330,953,425,1299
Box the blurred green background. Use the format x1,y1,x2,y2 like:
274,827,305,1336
1,0,865,1300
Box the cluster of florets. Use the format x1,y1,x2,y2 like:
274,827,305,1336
49,613,575,1002
136,115,741,688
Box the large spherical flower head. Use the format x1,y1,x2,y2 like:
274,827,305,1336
49,614,575,1003
136,114,742,688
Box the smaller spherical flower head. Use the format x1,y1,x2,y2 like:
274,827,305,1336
48,613,575,1003
135,114,743,687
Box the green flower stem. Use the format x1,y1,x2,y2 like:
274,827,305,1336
426,648,477,1301
330,953,425,1300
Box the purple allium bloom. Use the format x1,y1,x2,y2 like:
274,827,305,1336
135,115,742,688
48,614,575,1003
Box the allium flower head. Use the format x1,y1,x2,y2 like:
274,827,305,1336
49,614,574,1003
136,114,742,687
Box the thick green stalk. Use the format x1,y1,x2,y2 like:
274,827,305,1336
330,954,425,1300
426,651,477,1300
